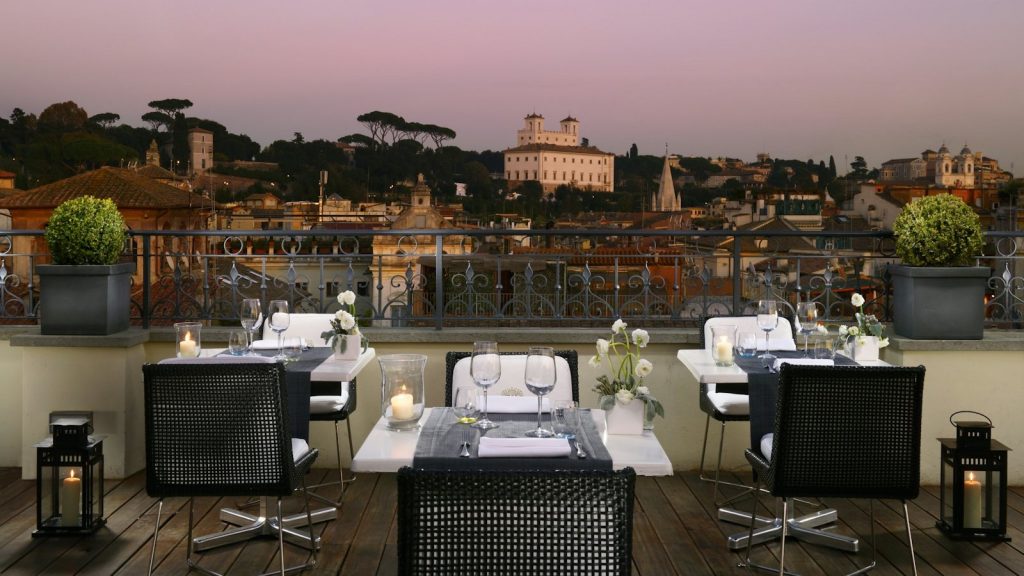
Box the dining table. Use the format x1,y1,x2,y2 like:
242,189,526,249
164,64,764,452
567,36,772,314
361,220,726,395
192,347,376,553
677,347,887,551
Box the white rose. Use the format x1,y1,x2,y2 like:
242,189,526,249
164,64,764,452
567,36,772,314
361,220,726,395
878,337,890,349
839,325,848,335
595,338,610,356
636,385,650,396
850,293,865,308
634,358,653,378
588,355,602,368
848,326,860,337
631,329,650,348
615,389,635,404
611,319,627,333
337,290,356,306
337,310,356,331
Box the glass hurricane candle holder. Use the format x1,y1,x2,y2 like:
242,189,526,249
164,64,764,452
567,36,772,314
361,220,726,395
174,322,202,358
711,324,737,367
379,354,426,431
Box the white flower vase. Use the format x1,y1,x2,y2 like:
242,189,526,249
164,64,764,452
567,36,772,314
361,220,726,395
332,334,366,360
606,398,644,435
851,336,880,362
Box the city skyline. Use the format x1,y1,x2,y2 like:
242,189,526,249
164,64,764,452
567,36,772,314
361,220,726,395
3,0,1023,172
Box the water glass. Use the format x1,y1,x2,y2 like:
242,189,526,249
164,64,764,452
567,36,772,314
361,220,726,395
553,400,579,439
282,338,303,362
735,331,758,358
454,387,478,425
227,330,248,356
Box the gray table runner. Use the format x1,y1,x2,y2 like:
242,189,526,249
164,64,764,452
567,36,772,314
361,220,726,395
413,407,613,471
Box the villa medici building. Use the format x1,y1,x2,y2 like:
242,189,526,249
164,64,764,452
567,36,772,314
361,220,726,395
503,113,615,194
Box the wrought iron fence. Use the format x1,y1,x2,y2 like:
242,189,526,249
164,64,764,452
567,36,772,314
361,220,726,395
1,228,1021,330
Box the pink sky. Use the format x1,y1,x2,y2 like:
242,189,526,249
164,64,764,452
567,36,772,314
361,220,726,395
4,0,1023,171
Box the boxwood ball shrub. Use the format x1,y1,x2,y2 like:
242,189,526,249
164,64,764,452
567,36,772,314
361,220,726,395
892,193,984,267
44,195,127,265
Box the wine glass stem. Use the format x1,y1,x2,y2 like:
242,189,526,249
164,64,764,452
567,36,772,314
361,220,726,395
537,396,543,432
764,330,770,354
277,332,283,357
481,389,488,421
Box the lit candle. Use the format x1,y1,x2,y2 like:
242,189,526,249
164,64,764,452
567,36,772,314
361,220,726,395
178,331,197,358
62,470,82,527
963,471,983,528
714,336,734,365
390,387,415,421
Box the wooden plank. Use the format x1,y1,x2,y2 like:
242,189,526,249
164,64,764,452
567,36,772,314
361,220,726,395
343,471,397,574
633,475,709,575
631,489,677,575
314,471,380,574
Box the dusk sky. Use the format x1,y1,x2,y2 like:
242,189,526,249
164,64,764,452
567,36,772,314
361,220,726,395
4,0,1023,172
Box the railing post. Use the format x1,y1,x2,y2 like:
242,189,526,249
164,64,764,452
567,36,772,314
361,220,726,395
142,234,151,328
731,234,742,315
435,234,444,330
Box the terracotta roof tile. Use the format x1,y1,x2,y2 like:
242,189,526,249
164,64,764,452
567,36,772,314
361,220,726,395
0,166,215,210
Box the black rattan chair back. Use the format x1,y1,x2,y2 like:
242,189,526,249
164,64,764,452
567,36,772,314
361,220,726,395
397,466,635,575
143,362,300,498
444,350,579,406
768,364,925,500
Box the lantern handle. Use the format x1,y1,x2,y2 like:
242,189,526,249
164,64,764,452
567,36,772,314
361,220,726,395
949,410,992,427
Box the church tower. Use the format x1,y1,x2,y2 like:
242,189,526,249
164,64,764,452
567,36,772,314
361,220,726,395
145,140,160,167
653,151,680,211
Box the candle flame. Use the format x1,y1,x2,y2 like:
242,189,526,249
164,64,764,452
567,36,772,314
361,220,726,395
69,469,76,479
968,471,975,482
185,331,193,342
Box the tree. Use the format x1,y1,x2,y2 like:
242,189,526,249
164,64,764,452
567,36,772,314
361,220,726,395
629,143,638,159
293,132,305,144
141,111,172,132
828,155,837,179
147,98,194,117
88,112,120,129
849,155,869,180
38,101,88,132
423,123,456,149
357,111,405,147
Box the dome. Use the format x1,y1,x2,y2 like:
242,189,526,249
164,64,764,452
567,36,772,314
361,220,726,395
938,143,950,155
960,144,972,156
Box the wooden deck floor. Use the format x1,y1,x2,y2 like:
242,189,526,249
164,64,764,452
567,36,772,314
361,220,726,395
1,467,1022,575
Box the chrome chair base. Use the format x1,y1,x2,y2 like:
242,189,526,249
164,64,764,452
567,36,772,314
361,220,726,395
726,502,858,552
191,497,327,552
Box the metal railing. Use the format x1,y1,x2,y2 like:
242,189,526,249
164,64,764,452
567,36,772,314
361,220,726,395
1,228,1022,330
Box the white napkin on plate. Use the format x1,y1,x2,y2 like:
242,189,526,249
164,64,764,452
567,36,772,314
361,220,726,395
773,358,834,371
477,437,571,458
484,396,551,413
251,338,306,350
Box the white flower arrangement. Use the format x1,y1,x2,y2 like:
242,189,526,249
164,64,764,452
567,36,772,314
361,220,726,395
321,290,362,348
840,292,889,349
591,319,664,421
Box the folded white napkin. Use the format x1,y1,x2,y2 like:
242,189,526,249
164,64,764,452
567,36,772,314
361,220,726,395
251,338,306,350
484,395,551,413
477,437,571,458
773,358,834,371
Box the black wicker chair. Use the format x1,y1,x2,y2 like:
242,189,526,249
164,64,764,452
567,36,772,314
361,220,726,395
444,350,579,407
265,313,358,505
698,315,794,506
743,364,926,576
397,466,635,575
143,361,319,576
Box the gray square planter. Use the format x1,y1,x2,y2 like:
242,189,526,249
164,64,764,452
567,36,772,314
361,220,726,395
38,263,135,335
890,264,990,340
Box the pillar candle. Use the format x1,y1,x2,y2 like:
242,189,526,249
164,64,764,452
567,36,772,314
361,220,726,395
714,336,734,364
963,471,983,529
179,332,197,358
62,470,82,527
391,389,415,420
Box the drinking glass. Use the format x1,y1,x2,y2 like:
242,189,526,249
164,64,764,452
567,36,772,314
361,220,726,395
553,400,579,439
454,387,478,425
524,346,556,438
795,301,822,357
735,330,758,358
267,300,290,360
227,330,248,356
240,298,261,354
470,341,501,430
282,337,303,362
756,300,779,363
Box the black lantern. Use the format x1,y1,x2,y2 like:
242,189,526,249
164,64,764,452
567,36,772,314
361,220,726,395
937,411,1011,541
33,414,105,536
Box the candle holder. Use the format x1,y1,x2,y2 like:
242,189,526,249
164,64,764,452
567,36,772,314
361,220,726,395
711,324,736,367
34,415,104,536
936,411,1010,541
379,354,426,431
174,322,202,358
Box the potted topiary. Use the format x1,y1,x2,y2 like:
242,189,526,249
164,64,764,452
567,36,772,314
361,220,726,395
890,193,989,339
38,195,134,335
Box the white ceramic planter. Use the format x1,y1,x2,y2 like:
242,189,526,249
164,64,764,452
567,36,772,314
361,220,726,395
332,334,366,360
605,398,644,435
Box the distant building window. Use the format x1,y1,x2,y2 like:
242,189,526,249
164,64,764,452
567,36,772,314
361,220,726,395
533,170,537,179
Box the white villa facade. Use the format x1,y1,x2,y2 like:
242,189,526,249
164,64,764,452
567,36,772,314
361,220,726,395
503,113,614,194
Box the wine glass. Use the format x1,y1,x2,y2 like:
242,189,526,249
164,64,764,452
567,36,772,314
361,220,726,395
470,341,501,430
524,346,556,438
267,300,290,360
454,387,478,425
240,298,261,354
795,301,821,357
756,300,779,364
